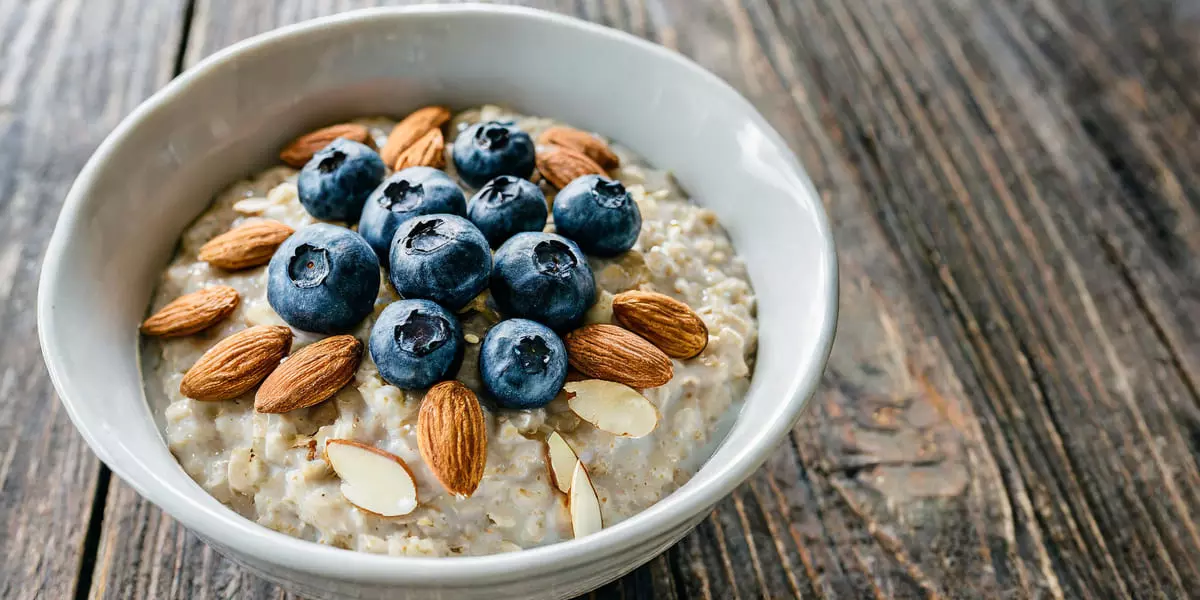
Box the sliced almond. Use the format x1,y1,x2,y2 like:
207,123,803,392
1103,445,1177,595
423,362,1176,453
417,381,488,497
564,323,673,388
565,380,659,438
545,431,579,494
232,197,276,215
255,335,362,413
180,325,293,401
568,461,602,538
611,290,708,359
380,106,452,167
535,144,607,189
198,220,295,271
392,127,446,170
280,123,373,167
537,126,619,170
141,286,239,337
324,439,418,517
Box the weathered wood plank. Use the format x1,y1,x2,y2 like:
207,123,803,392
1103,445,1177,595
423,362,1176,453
0,0,183,598
783,0,1200,596
80,0,1200,598
682,0,1051,597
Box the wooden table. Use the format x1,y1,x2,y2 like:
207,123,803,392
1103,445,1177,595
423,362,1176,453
5,0,1199,598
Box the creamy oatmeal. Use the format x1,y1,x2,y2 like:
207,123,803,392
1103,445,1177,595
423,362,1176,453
141,106,757,557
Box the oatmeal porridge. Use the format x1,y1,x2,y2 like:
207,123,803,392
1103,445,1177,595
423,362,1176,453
141,105,757,557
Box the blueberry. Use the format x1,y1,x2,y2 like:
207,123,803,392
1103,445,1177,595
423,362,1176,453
466,176,547,247
552,175,642,257
452,121,535,188
297,139,386,223
479,319,567,409
369,299,463,389
267,223,380,333
388,214,492,310
359,167,467,260
490,232,595,330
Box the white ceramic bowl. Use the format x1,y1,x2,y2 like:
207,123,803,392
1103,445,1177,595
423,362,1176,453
38,5,836,599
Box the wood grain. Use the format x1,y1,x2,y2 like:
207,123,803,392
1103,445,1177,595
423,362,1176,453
0,0,1194,598
0,0,183,598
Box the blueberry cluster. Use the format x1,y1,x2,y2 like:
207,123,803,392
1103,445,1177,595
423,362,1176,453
266,120,642,410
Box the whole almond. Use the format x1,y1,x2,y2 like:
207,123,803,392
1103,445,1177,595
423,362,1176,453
537,126,620,170
612,291,708,359
198,220,295,270
536,144,607,189
141,286,240,337
180,325,293,401
564,324,673,388
393,128,446,170
380,106,452,166
418,381,488,497
280,123,373,167
255,335,363,413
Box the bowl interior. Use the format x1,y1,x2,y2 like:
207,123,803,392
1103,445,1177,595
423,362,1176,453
39,5,836,586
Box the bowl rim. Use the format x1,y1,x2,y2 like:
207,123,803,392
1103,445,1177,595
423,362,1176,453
37,3,838,586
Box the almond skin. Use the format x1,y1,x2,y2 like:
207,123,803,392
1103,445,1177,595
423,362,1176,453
180,325,293,401
392,127,446,170
380,106,452,167
418,380,488,497
537,126,620,170
535,144,607,189
141,286,240,337
612,290,708,359
280,123,373,167
564,324,673,388
198,220,295,270
255,335,362,413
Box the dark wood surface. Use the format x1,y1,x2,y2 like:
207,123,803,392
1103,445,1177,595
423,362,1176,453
4,0,1199,598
